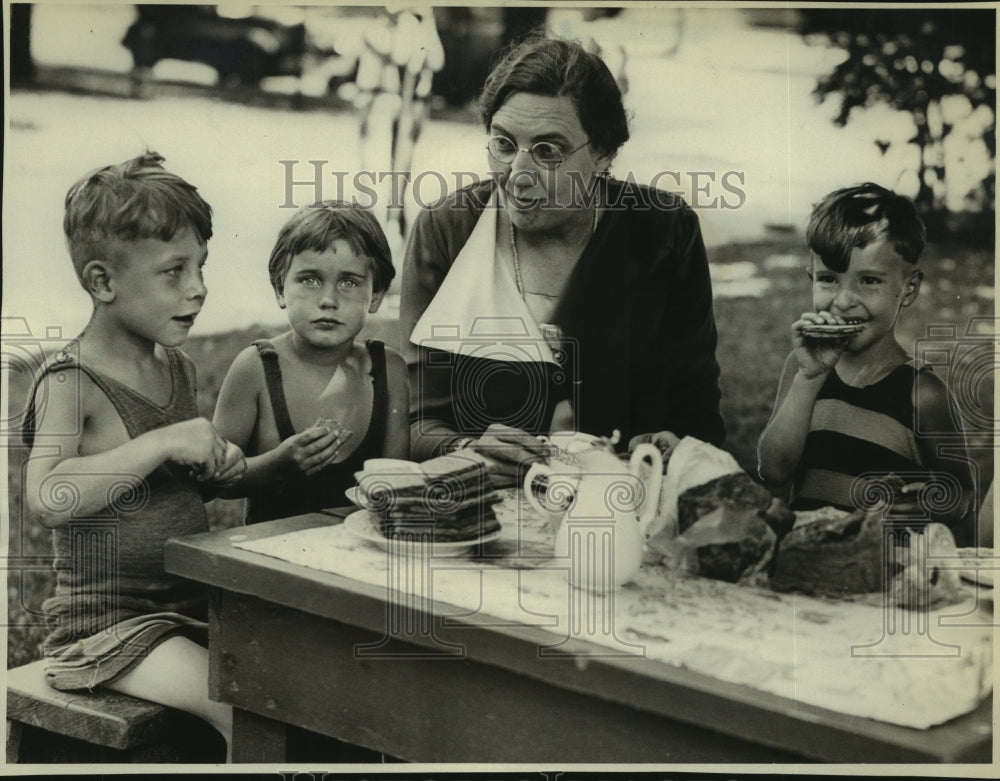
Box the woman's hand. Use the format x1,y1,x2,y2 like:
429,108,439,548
792,311,847,379
628,431,681,458
464,424,550,482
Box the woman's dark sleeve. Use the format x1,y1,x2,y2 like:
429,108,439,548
399,206,463,460
631,205,725,445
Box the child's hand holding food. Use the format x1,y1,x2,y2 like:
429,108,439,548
161,417,229,480
792,311,858,379
278,417,353,477
208,439,247,486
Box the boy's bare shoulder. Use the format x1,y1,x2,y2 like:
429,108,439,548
911,366,951,409
909,366,963,436
26,349,114,444
359,341,406,377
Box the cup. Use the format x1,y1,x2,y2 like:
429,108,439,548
541,431,603,460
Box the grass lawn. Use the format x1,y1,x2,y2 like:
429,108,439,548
6,235,994,668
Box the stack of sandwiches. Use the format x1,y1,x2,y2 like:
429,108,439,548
356,454,501,542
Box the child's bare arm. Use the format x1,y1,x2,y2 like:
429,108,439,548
910,370,976,532
213,346,285,494
212,347,260,453
757,313,845,486
212,347,348,494
381,347,411,459
757,362,826,487
25,372,226,528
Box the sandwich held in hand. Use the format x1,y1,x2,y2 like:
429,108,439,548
355,452,501,542
799,322,865,339
312,416,351,440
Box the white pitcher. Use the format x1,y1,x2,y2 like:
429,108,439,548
524,442,663,591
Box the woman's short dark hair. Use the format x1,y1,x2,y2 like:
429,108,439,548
478,36,629,159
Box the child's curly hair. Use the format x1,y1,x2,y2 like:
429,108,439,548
63,151,213,282
807,182,926,272
268,201,395,295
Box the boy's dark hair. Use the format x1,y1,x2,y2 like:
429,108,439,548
63,151,213,282
478,35,629,159
268,201,395,295
807,182,926,272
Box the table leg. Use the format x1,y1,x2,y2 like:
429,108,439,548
231,708,289,763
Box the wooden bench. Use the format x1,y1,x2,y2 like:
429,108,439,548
6,660,223,763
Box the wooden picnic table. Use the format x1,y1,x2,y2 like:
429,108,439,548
164,509,993,764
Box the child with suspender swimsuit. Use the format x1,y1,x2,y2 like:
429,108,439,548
214,202,409,523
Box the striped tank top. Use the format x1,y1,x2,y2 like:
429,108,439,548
792,361,929,511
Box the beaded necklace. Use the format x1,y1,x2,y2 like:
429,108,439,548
509,207,600,300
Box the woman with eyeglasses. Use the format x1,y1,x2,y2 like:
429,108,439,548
400,36,724,478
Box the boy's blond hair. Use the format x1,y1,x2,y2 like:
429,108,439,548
63,151,213,283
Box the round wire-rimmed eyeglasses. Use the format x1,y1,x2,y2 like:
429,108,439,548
486,136,590,169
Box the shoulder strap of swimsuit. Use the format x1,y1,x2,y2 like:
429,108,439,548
364,339,388,453
20,347,79,450
253,339,296,441
20,344,140,448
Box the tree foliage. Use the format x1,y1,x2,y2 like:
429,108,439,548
799,9,995,217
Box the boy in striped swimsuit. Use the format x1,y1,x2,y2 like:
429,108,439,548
757,183,977,546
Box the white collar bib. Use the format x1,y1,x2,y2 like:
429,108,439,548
409,192,558,364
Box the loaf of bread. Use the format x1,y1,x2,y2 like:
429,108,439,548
647,436,743,541
678,472,795,538
646,473,788,583
772,508,968,607
770,508,885,597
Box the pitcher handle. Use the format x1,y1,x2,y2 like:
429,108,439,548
630,443,663,535
524,462,573,526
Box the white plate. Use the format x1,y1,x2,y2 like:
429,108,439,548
342,509,501,557
344,486,368,509
957,548,996,587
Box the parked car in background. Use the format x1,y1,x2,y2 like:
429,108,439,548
122,4,305,87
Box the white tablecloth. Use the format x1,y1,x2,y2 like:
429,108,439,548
233,491,994,730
